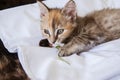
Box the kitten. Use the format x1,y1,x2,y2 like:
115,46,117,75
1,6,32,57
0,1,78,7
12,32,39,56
38,0,120,57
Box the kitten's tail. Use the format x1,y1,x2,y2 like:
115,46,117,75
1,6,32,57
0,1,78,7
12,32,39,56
0,40,30,80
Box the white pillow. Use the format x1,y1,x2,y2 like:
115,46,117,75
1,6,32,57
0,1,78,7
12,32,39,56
0,3,41,52
0,0,120,52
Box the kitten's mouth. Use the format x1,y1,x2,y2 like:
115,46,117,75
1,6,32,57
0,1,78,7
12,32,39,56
39,39,64,48
52,43,64,47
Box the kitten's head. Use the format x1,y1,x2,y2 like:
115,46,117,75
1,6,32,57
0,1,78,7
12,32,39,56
38,0,77,45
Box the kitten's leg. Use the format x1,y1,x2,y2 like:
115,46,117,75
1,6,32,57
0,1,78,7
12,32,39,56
58,35,109,57
58,20,114,57
58,37,95,56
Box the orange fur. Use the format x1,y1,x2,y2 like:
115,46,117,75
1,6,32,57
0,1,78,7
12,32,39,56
40,8,75,44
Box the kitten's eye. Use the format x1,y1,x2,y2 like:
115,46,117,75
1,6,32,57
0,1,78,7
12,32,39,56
57,29,64,35
44,29,49,34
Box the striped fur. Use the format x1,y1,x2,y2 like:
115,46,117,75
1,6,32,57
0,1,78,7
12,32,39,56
38,0,120,56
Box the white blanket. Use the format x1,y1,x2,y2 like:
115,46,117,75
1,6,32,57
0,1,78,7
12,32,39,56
18,40,120,80
0,0,120,80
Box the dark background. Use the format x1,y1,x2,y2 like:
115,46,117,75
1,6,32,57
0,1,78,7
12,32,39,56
0,0,36,10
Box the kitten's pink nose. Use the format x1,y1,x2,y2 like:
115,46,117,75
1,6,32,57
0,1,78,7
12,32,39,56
52,40,56,44
50,36,57,44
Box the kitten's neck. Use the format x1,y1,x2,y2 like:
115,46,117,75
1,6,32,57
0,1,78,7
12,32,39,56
62,16,95,44
62,16,83,43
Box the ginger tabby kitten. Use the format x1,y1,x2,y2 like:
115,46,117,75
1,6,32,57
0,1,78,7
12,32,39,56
38,0,120,57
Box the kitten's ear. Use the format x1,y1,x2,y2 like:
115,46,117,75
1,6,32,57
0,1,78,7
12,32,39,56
62,0,77,21
37,1,49,17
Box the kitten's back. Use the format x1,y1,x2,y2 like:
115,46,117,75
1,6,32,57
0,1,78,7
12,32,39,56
89,9,120,33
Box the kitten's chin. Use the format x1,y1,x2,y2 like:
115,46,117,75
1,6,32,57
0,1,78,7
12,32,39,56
52,42,64,47
48,39,64,47
49,41,64,48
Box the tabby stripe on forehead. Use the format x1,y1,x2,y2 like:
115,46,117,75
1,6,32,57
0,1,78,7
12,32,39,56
52,18,56,29
50,18,55,37
51,18,60,40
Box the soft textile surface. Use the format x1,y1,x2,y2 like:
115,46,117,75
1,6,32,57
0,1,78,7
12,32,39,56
18,40,120,80
0,0,120,80
0,3,41,52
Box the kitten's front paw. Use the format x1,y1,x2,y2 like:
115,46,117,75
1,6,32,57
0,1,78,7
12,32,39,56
58,47,73,57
